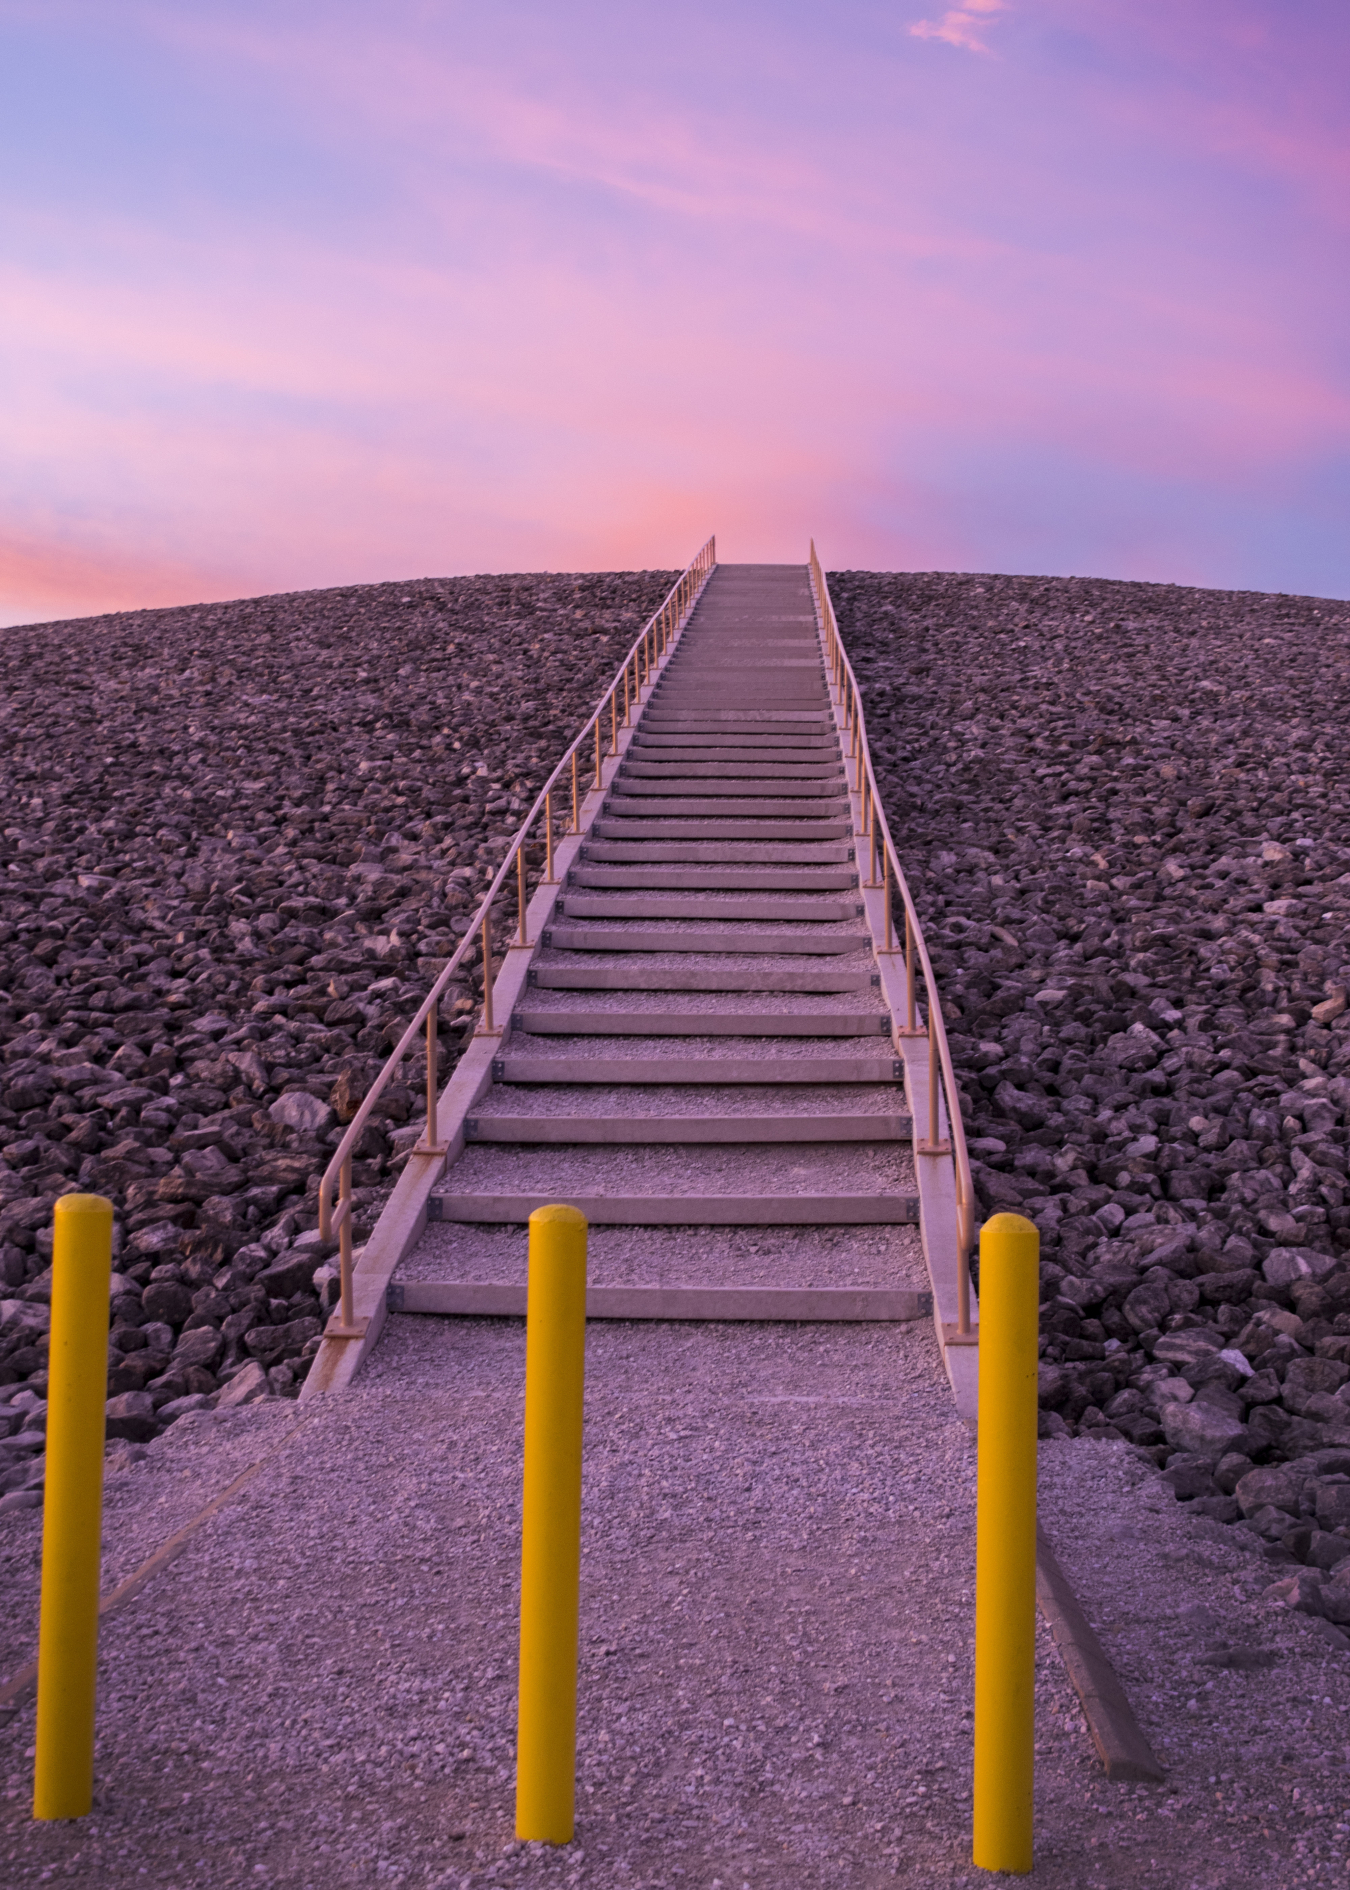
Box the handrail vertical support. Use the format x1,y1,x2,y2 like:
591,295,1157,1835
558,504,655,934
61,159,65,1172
415,1008,449,1155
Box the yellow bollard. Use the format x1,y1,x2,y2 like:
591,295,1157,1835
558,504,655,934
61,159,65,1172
515,1203,588,1844
34,1193,115,1822
972,1211,1040,1875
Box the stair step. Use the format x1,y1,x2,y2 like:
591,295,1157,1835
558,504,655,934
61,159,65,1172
603,798,851,819
555,894,864,922
494,1054,902,1083
610,779,845,800
541,925,868,955
630,739,837,756
428,1192,920,1226
641,714,832,729
592,820,852,840
581,841,854,864
620,761,844,780
529,962,879,993
389,1282,932,1322
514,1009,889,1037
570,867,858,891
463,1112,911,1144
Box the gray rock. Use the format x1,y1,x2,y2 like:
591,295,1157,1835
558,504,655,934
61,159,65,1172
213,1360,270,1408
105,1390,158,1442
1236,1464,1301,1517
172,1326,225,1372
244,1316,322,1366
1123,1277,1172,1333
269,1092,336,1137
255,1253,323,1300
1266,1568,1328,1617
142,1279,194,1326
1284,1356,1350,1413
1264,1247,1340,1287
1162,1454,1216,1500
157,1393,212,1422
1162,1400,1248,1462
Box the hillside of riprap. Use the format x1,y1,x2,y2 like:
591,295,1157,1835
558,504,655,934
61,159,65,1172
834,568,1350,1597
0,570,674,1451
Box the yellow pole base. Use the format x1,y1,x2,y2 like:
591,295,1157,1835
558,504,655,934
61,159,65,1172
515,1203,587,1845
972,1211,1039,1875
34,1193,114,1822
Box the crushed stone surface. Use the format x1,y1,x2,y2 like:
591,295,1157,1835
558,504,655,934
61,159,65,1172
6,1320,1350,1886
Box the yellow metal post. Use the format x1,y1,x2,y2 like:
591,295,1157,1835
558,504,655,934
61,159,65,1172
34,1193,114,1822
516,1204,588,1844
972,1212,1039,1875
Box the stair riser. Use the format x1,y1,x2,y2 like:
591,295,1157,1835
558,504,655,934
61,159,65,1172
592,821,853,840
514,1011,890,1037
541,926,869,955
556,897,865,922
429,1195,920,1226
528,965,879,992
462,1115,911,1144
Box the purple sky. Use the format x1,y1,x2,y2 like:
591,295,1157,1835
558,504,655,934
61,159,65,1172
2,0,1347,624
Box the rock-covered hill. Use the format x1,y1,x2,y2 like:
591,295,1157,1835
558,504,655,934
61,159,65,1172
835,568,1350,1607
0,569,674,1472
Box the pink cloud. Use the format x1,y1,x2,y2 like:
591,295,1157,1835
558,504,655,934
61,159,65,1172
910,0,1008,54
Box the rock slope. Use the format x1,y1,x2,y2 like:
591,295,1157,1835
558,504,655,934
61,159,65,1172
833,568,1350,1605
0,569,674,1475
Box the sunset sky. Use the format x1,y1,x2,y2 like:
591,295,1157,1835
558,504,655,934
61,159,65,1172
2,1,1347,624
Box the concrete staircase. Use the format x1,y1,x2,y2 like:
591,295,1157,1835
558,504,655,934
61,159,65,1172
398,565,924,1312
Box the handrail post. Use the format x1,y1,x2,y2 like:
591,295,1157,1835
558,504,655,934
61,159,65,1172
544,789,554,883
516,845,530,946
903,908,920,1033
480,913,500,1036
593,717,602,791
610,687,618,755
571,751,579,834
417,1007,448,1155
336,1157,355,1327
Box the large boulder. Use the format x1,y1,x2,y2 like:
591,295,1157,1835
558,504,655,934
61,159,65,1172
1162,1400,1248,1463
270,1091,335,1137
1283,1356,1349,1414
172,1326,225,1373
244,1316,322,1367
141,1278,194,1326
105,1391,158,1442
255,1253,323,1300
1264,1247,1340,1288
1235,1463,1301,1518
214,1360,269,1409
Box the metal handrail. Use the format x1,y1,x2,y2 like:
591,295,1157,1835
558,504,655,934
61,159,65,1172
807,540,977,1335
318,535,718,1334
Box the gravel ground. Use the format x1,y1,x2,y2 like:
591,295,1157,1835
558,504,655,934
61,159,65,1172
0,569,675,1473
832,570,1350,1604
6,1316,1350,1887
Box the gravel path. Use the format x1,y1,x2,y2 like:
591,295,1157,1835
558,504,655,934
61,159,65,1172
6,1317,1350,1886
833,570,1350,1598
0,569,674,1475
